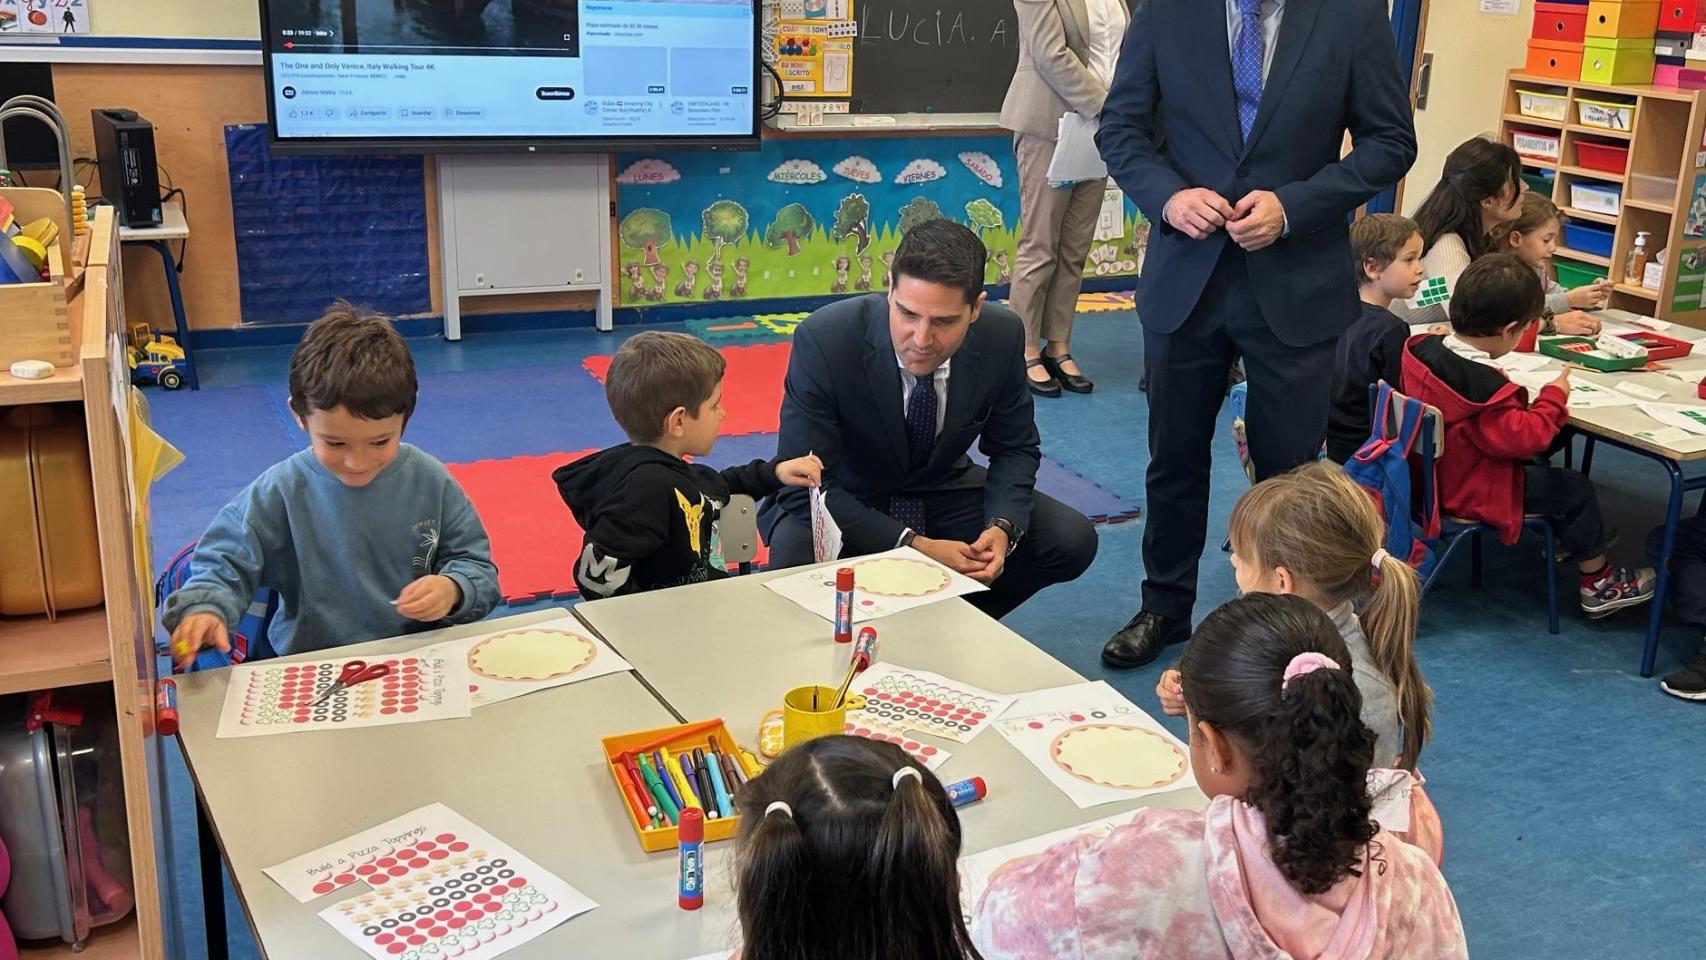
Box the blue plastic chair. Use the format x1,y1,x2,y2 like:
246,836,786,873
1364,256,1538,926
1403,398,1561,634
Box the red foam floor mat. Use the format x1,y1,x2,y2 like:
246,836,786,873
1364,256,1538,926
583,341,791,438
448,450,771,603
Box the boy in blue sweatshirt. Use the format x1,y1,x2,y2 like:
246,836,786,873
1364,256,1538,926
164,304,500,667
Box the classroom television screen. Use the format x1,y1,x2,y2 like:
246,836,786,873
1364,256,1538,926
260,0,760,153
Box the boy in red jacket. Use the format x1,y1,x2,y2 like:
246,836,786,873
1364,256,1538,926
1401,253,1654,618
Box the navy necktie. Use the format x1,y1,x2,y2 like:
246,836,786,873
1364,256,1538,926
890,373,936,535
1233,0,1265,141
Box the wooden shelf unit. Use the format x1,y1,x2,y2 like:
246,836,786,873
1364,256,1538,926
1502,72,1706,325
3,210,170,959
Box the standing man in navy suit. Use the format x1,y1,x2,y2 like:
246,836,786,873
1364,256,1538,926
761,220,1098,620
1096,0,1415,667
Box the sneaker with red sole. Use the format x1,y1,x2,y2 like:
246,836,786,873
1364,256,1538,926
1579,565,1656,619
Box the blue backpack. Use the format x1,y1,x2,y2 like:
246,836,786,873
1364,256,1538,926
154,541,279,672
1344,383,1440,578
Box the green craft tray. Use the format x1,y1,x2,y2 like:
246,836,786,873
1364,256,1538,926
1539,336,1646,372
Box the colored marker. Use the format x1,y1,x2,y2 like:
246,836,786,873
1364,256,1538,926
155,679,180,736
639,754,681,825
693,748,721,818
613,758,652,826
720,751,745,791
664,750,700,809
622,757,659,822
704,748,733,817
944,776,987,807
678,808,705,911
738,748,763,780
653,750,685,813
834,567,855,644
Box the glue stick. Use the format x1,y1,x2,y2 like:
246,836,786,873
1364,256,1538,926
834,567,855,644
155,679,180,737
678,808,705,910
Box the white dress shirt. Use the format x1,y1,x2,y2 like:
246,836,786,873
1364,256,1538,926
1084,0,1130,88
897,355,951,436
1226,0,1287,83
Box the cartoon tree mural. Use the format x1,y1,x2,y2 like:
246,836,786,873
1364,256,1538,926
701,200,749,263
831,193,872,253
898,197,944,235
965,198,1005,236
765,203,816,256
620,208,673,265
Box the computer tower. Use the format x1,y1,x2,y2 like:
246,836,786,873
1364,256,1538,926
89,109,160,227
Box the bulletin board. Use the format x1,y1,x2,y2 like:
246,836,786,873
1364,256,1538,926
86,0,260,40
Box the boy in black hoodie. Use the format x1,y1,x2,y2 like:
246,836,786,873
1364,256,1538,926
1326,213,1428,462
554,332,822,598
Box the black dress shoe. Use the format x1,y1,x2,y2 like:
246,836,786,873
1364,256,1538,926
1026,357,1062,398
1041,353,1094,393
1101,610,1190,669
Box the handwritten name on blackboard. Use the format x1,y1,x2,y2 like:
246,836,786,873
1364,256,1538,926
856,3,1016,49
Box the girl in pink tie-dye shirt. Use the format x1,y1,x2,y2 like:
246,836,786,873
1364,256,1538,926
973,595,1467,959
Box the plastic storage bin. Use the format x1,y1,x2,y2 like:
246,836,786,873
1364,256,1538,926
1563,221,1617,257
1555,259,1611,288
1523,170,1558,197
1513,129,1563,162
0,406,102,617
1518,87,1571,121
1535,1,1591,42
1576,96,1637,130
1657,62,1687,85
1570,180,1623,214
1587,0,1661,37
1582,36,1658,84
1528,38,1587,79
1656,32,1693,58
0,692,136,950
1576,140,1631,173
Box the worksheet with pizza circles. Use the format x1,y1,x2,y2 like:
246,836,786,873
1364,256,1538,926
267,803,595,960
418,611,634,709
994,680,1196,809
760,547,987,623
215,650,472,739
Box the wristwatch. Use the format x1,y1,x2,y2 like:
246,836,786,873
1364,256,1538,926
899,528,918,549
986,518,1022,556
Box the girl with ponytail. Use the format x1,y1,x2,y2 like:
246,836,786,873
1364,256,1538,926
732,735,982,960
1158,461,1431,770
973,595,1467,959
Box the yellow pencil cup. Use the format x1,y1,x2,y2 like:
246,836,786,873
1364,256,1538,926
782,685,867,748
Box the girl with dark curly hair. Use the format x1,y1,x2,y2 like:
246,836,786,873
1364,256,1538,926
972,594,1467,959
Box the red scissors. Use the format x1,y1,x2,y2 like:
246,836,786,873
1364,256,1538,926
309,660,391,707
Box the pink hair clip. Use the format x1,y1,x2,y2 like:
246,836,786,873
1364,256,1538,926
1281,651,1340,694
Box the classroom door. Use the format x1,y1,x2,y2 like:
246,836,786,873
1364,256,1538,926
1399,0,1535,213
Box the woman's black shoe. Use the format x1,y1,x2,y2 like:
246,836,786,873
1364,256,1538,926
1026,357,1062,398
1041,353,1094,393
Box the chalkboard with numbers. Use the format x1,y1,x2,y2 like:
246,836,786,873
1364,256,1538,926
850,0,1021,116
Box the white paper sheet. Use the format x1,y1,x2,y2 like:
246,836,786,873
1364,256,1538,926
417,612,632,709
1507,371,1636,408
1366,769,1414,834
843,662,1017,744
957,810,1140,921
1487,350,1552,373
994,681,1196,809
1046,112,1108,185
1638,401,1706,436
810,486,843,563
304,804,596,960
1631,425,1706,453
216,649,472,739
761,546,987,624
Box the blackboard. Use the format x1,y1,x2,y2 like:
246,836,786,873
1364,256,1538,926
850,0,1021,116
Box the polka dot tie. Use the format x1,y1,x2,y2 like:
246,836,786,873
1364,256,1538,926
890,373,936,535
1233,0,1265,142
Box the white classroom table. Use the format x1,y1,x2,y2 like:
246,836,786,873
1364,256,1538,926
175,609,708,960
1411,307,1706,674
573,562,1209,958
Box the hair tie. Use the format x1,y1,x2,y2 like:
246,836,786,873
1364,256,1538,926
764,801,794,820
1371,548,1391,569
892,767,922,790
1281,652,1340,695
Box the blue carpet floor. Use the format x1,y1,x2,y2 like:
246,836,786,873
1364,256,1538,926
146,311,1705,960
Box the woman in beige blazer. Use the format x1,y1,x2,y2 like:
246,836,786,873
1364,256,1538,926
1001,0,1129,397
